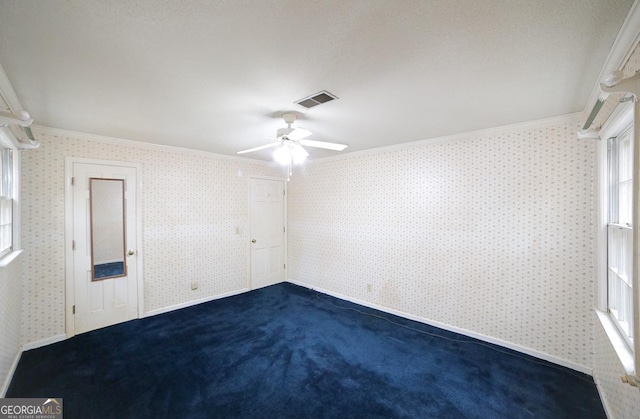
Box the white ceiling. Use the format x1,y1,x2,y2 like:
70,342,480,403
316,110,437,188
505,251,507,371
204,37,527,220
0,0,634,160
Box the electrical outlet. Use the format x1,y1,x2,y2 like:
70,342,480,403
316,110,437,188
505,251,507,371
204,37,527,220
191,281,198,290
367,284,372,292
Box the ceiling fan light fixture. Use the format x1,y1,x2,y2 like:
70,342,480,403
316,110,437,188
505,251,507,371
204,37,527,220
273,141,308,166
273,144,292,165
236,113,347,178
291,143,309,164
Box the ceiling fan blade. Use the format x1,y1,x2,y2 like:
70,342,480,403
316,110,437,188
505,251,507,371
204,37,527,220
286,127,312,141
237,141,281,154
299,139,348,151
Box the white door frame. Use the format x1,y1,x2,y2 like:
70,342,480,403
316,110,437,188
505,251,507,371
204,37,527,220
64,157,144,337
247,175,287,289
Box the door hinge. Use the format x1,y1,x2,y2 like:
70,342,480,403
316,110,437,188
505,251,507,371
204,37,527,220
283,226,285,233
71,177,75,186
284,263,286,270
72,240,76,250
72,305,75,314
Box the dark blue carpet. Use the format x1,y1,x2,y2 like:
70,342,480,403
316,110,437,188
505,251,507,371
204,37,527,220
7,283,605,418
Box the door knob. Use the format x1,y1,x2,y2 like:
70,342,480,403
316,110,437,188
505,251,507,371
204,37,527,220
127,250,135,256
251,239,256,243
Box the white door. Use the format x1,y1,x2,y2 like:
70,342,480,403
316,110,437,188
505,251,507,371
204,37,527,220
250,178,285,289
72,162,138,334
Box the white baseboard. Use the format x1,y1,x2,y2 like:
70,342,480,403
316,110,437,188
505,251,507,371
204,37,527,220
287,278,592,376
22,334,66,352
19,290,252,350
0,350,21,397
144,288,250,317
2,333,66,397
3,289,253,395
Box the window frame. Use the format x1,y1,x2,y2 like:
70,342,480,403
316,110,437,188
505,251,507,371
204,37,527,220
607,126,634,348
0,126,20,265
0,146,13,258
598,99,638,376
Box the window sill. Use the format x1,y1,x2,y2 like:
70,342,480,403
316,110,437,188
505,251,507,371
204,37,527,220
0,249,22,267
596,309,635,375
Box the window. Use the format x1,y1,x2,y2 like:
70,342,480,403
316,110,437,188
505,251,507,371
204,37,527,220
0,146,13,258
607,127,634,346
597,101,640,378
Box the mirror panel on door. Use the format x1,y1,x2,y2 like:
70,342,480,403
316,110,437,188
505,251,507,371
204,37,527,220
90,178,126,280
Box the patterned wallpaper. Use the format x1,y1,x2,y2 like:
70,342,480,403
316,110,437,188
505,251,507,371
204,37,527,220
593,318,640,419
21,130,280,344
0,253,22,396
288,119,598,369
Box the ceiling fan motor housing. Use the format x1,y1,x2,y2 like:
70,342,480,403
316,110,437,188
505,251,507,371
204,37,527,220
277,127,294,139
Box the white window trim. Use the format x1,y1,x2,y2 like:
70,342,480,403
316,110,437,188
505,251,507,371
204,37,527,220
597,309,635,373
0,126,21,268
598,99,638,376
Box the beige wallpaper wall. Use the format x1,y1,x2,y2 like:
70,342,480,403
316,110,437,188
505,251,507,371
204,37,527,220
288,119,598,370
21,130,280,344
593,319,640,419
0,253,22,396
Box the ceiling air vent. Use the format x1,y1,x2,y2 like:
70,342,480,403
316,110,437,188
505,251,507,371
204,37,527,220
295,90,338,108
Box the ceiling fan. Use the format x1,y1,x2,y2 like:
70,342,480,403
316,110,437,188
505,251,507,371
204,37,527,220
237,113,347,177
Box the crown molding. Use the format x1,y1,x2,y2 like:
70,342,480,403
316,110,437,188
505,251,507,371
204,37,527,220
32,112,583,168
0,63,23,113
583,0,640,118
32,125,275,166
309,112,583,165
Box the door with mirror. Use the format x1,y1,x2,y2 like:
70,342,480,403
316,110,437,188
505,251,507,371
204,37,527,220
71,162,138,334
91,178,127,280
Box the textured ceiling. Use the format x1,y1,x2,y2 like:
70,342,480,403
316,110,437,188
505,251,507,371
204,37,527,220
0,0,634,160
